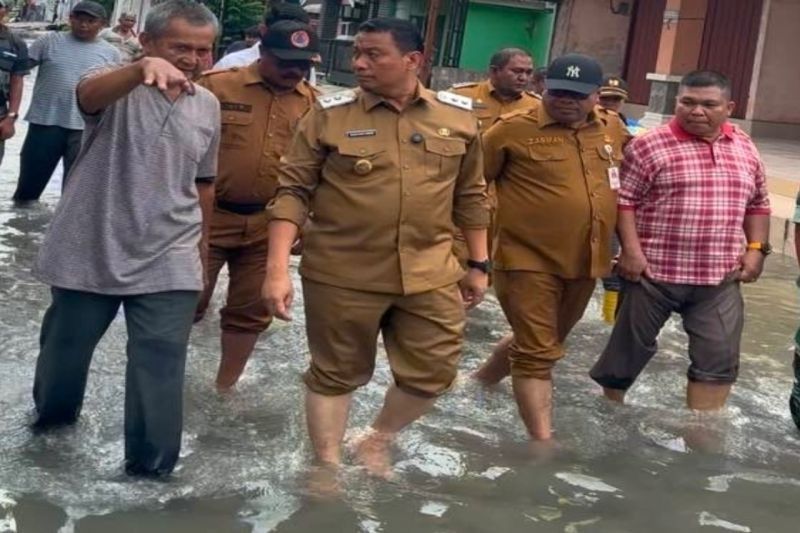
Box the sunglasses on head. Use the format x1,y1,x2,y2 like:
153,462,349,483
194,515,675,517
547,89,591,100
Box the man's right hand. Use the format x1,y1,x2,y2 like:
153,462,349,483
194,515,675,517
263,270,294,321
616,248,652,282
140,57,195,95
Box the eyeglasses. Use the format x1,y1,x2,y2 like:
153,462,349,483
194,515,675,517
547,89,591,100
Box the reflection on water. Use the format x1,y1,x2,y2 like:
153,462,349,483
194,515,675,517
1,75,800,533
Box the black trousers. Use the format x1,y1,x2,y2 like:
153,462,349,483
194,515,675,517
33,287,200,476
13,123,82,201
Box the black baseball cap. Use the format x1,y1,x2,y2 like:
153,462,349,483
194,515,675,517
71,0,107,19
546,53,603,95
261,20,320,61
600,76,629,99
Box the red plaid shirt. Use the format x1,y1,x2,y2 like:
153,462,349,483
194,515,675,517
618,120,770,285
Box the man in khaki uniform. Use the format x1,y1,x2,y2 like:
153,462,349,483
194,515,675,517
450,48,539,132
195,20,318,390
449,48,539,263
474,54,630,441
264,18,490,476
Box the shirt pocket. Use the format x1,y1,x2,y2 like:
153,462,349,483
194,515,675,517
424,138,467,180
332,140,386,178
527,143,569,162
220,112,254,148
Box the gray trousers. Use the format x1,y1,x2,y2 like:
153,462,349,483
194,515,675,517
590,279,743,391
33,287,200,476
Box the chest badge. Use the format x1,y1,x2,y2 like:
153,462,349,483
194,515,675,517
354,159,373,175
437,127,451,137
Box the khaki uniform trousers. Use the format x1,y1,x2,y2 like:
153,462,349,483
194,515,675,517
494,270,596,380
196,207,272,333
302,279,466,397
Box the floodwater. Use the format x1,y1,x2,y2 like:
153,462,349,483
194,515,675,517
2,75,800,533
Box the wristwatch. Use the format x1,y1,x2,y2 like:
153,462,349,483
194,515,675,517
746,241,772,256
4,112,18,120
467,259,492,274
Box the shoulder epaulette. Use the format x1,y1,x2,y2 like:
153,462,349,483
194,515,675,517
318,89,358,109
201,67,239,77
451,81,478,89
498,108,533,122
525,90,542,100
436,90,472,111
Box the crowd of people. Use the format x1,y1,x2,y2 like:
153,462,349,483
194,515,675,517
2,0,797,484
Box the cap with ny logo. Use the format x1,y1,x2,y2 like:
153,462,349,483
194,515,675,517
545,53,604,96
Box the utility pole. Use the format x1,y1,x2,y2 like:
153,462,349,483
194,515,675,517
420,0,441,87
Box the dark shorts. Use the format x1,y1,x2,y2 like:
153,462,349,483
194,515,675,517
590,278,744,390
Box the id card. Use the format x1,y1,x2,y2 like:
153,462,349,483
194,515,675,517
607,166,620,190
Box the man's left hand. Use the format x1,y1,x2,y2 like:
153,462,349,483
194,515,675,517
0,117,15,141
459,269,488,310
738,249,765,283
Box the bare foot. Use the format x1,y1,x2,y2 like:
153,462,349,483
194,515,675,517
305,462,342,500
527,438,560,464
351,429,395,479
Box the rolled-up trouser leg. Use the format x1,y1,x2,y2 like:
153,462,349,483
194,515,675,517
590,279,676,390
33,287,119,427
122,290,199,476
494,271,594,380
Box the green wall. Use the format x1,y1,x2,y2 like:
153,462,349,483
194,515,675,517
460,3,555,71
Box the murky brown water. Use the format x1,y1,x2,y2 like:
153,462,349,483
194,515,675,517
1,71,800,533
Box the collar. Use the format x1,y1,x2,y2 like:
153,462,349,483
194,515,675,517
485,79,522,102
361,80,435,111
241,61,314,98
537,104,602,129
669,118,735,142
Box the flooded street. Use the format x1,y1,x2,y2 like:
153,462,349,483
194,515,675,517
2,75,800,533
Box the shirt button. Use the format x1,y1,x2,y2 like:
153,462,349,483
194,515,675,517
268,133,273,137
359,148,367,154
403,165,410,170
401,139,407,144
270,115,276,119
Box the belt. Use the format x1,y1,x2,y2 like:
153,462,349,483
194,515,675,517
216,200,267,215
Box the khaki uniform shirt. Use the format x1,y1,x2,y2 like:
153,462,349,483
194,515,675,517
197,63,317,204
483,105,631,279
268,83,490,295
450,80,540,132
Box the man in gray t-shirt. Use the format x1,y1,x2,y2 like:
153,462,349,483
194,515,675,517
12,1,120,203
30,0,221,478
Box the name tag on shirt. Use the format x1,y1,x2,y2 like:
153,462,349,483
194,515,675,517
608,167,621,190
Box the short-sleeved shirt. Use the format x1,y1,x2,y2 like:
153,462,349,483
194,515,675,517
618,120,771,285
197,63,317,204
26,32,120,129
34,66,221,295
483,105,631,279
268,84,490,295
0,26,30,107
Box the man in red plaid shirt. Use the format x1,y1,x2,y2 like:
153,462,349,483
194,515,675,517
590,71,771,410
